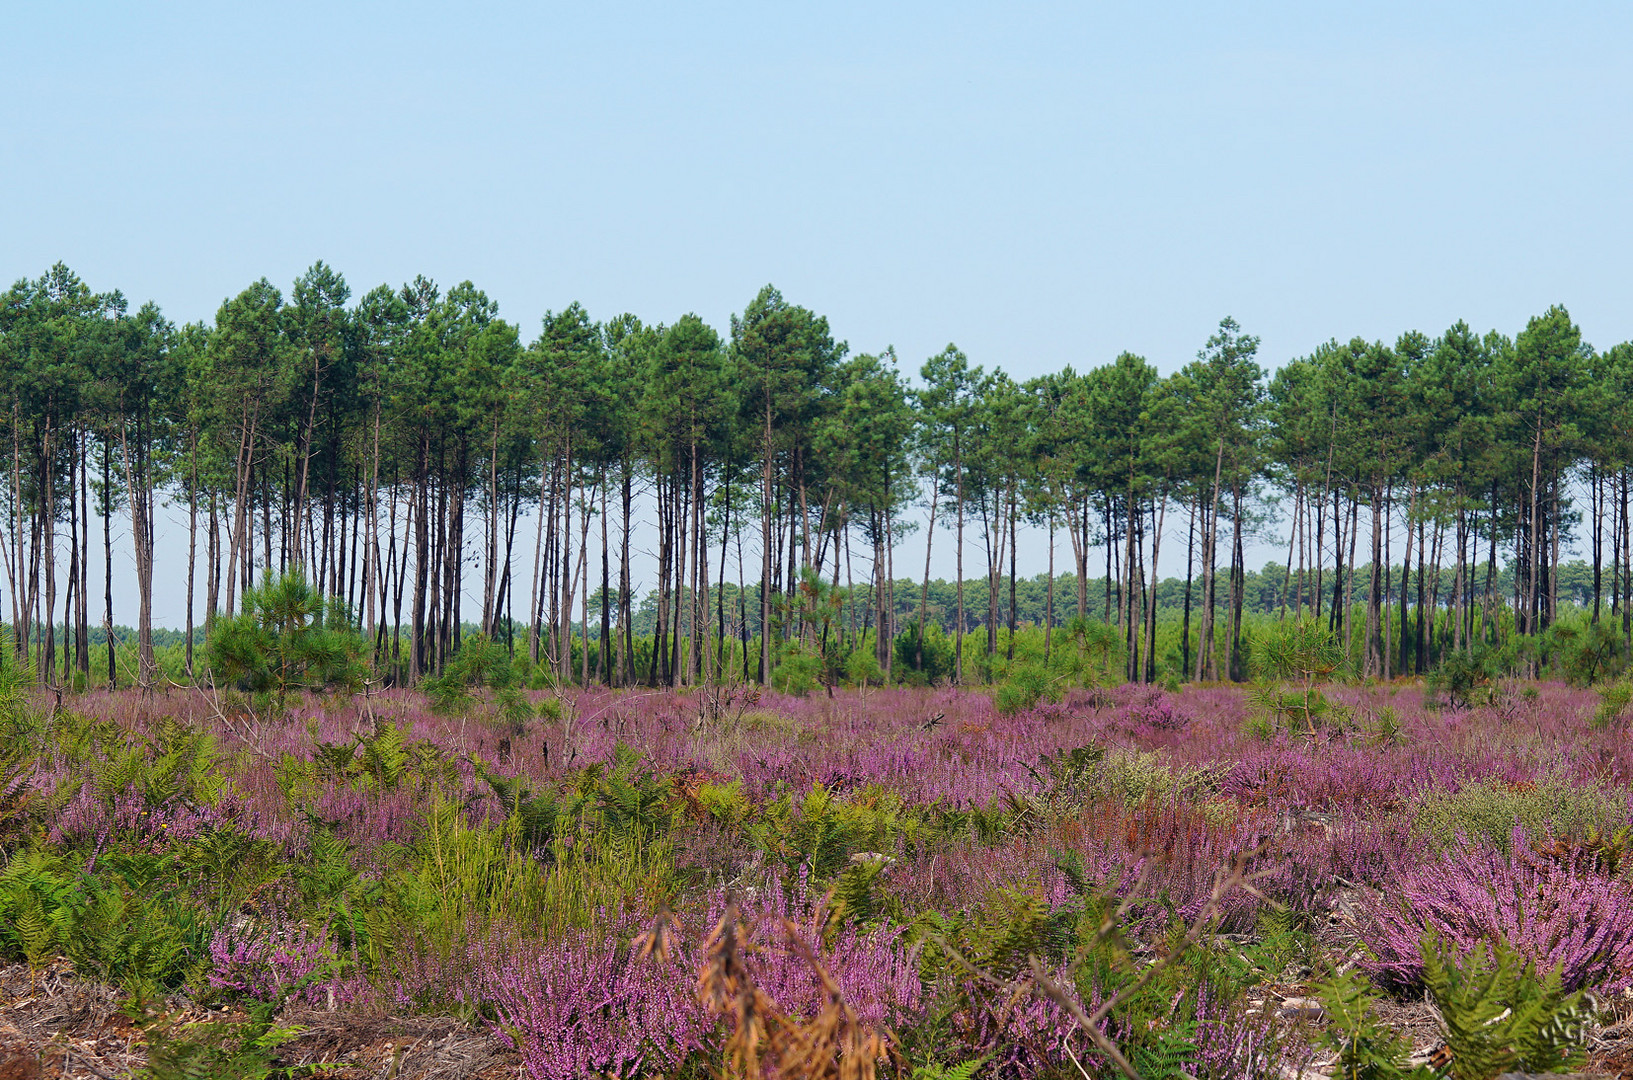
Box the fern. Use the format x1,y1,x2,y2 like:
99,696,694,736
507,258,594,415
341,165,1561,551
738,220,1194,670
1313,966,1434,1080
0,850,74,967
1419,932,1589,1080
13,895,61,969
1130,1017,1199,1080
475,762,564,848
829,858,896,936
910,1058,986,1080
921,885,1069,983
64,880,214,1000
357,720,409,791
588,745,673,840
137,1000,316,1080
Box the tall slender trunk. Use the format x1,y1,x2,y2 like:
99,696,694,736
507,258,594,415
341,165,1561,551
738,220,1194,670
953,438,965,684
1593,469,1604,623
1366,481,1384,676
1227,483,1246,682
1624,469,1631,643
364,398,382,646
118,413,156,689
1006,485,1018,663
1045,507,1056,662
620,462,635,685
1452,491,1466,653
410,431,431,678
916,481,938,674
1196,435,1225,681
1181,497,1195,679
1145,486,1169,684
1281,473,1301,620
185,432,198,677
8,406,21,666
527,456,548,665
1398,483,1417,675
76,436,89,676
601,474,612,685
103,442,115,688
1343,496,1360,657
760,391,773,683
1526,418,1543,637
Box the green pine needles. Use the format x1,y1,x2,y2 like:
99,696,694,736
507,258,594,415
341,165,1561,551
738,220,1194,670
206,569,366,720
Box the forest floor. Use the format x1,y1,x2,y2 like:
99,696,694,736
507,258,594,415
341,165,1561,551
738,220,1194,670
0,960,516,1079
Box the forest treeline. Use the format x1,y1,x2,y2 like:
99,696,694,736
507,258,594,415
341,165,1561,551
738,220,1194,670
38,557,1589,649
2,261,1629,689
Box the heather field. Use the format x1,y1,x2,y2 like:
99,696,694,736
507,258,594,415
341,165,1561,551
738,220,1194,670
5,675,1633,1079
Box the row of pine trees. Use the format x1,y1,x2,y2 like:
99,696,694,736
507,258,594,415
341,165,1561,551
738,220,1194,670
1,261,1626,688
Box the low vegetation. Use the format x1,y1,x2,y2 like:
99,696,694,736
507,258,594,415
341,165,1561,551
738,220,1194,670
2,624,1631,1079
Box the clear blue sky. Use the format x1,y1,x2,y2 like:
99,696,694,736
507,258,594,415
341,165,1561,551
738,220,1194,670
5,1,1632,626
7,1,1632,377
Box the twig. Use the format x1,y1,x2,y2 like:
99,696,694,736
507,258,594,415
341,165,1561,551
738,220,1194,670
66,1048,121,1080
177,671,275,759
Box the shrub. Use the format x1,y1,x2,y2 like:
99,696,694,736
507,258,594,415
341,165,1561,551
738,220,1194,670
205,569,366,719
894,622,954,685
1424,645,1509,710
771,648,822,696
1361,830,1633,992
136,1001,312,1080
208,916,367,1008
994,662,1057,716
1311,966,1425,1080
1547,620,1629,687
755,785,921,880
1418,931,1591,1080
1593,679,1633,729
1315,934,1591,1080
424,632,532,729
1411,774,1627,853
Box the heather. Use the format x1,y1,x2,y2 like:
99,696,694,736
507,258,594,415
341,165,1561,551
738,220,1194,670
3,673,1632,1078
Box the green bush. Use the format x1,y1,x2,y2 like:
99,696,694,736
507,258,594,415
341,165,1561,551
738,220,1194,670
893,622,954,685
137,1000,312,1080
770,648,822,696
1547,620,1629,686
1411,773,1627,852
1425,645,1511,710
993,661,1058,716
1593,679,1633,729
423,632,532,729
1419,932,1590,1080
756,784,921,879
205,569,366,719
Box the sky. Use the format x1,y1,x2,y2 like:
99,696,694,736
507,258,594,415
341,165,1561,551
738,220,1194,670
4,1,1633,627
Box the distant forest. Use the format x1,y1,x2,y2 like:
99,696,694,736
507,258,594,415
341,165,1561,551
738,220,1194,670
2,262,1627,687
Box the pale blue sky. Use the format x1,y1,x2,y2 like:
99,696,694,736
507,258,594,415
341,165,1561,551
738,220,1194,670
4,2,1632,624
8,2,1632,376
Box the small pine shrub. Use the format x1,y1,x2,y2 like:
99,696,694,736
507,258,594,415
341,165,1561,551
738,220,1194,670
1424,645,1509,710
1593,679,1633,729
993,662,1057,716
771,649,822,697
